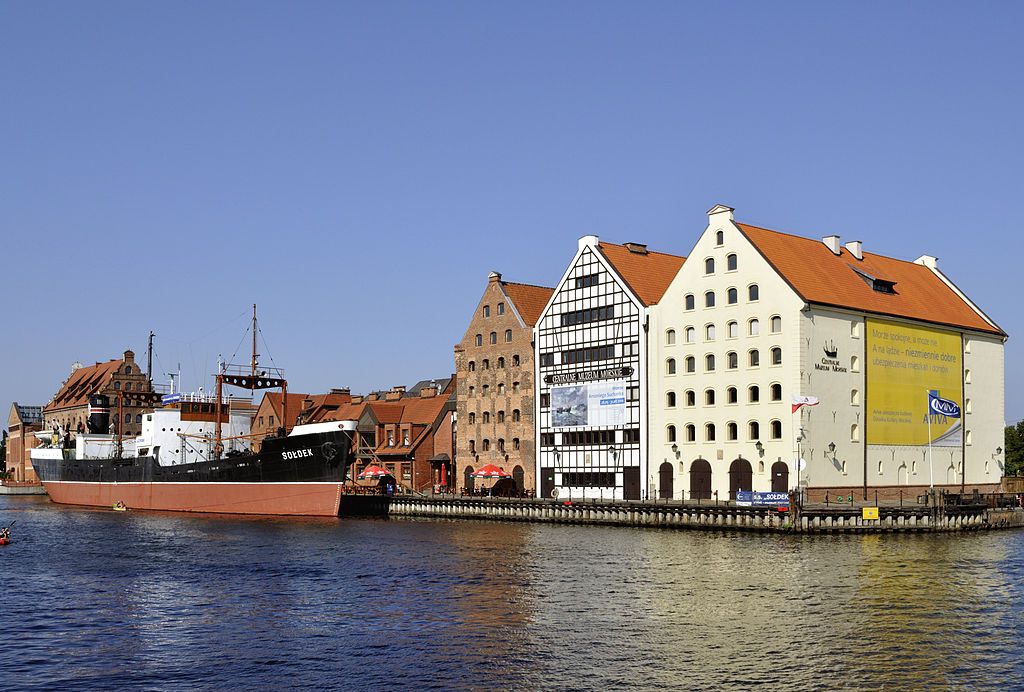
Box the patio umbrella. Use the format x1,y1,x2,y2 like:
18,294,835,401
358,464,393,479
470,464,512,479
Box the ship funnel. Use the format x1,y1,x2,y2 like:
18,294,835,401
87,394,111,434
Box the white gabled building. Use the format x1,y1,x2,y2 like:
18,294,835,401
650,204,1007,502
535,235,685,500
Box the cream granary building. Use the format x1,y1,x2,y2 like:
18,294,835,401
648,204,1006,502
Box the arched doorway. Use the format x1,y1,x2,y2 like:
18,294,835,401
771,461,789,493
464,466,475,494
512,465,525,495
729,458,753,500
689,458,712,500
659,461,673,499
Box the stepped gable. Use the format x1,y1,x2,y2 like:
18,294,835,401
597,242,686,306
737,222,1004,335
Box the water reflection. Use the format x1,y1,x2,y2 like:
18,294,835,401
2,497,1024,690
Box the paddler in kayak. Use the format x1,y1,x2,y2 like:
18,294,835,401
0,526,10,544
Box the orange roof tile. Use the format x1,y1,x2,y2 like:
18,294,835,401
737,223,1003,336
45,359,124,412
264,392,311,420
597,242,686,306
502,282,555,327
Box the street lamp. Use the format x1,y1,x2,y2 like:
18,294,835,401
755,440,764,457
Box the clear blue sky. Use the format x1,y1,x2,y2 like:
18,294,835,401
2,2,1021,423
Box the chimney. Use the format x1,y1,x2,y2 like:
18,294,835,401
915,255,938,269
578,235,599,251
706,204,735,221
351,395,363,404
623,242,648,255
302,397,314,411
844,240,863,260
330,387,350,396
366,393,378,401
822,235,842,255
420,386,438,398
385,386,405,402
488,271,502,283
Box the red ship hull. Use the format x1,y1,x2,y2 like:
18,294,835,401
41,480,344,517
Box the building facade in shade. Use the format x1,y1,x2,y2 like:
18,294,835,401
535,236,685,500
43,350,158,439
649,204,1007,502
6,403,43,482
454,272,553,494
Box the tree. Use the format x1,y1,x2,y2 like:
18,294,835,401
1006,421,1024,477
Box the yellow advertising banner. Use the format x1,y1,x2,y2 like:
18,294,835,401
862,507,879,520
866,318,962,445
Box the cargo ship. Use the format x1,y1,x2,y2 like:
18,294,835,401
31,307,358,517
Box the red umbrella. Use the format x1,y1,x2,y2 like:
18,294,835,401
470,464,512,479
358,464,393,479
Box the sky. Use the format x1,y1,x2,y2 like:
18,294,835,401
2,1,1021,423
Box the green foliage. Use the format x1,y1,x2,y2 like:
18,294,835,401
1006,421,1024,477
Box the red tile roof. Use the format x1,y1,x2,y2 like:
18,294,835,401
45,359,124,412
502,282,555,327
597,242,686,306
263,392,311,422
737,223,1003,335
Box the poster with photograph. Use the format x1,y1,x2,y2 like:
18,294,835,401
551,380,626,427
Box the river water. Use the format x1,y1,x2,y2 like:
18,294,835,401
2,495,1023,690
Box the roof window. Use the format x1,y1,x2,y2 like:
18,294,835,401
849,264,897,294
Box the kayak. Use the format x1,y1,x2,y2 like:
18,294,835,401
113,503,128,511
0,537,9,546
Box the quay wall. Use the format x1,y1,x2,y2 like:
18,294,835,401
341,496,1024,534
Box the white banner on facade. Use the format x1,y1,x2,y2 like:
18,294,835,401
551,380,626,428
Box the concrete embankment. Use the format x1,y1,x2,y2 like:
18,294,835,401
0,482,47,496
340,495,1024,534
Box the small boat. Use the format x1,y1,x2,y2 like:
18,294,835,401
0,537,10,546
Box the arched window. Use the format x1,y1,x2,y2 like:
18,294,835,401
125,382,132,391
705,389,715,406
114,381,121,390
685,294,695,310
667,425,677,443
685,390,696,407
851,389,860,405
667,391,677,407
716,230,724,245
513,438,520,450
135,414,142,424
749,385,760,402
497,410,505,423
748,421,760,440
482,384,489,394
482,439,490,451
685,356,696,373
475,334,483,347
749,349,760,367
727,321,738,338
727,253,737,271
685,424,696,442
483,359,490,370
483,305,490,317
852,355,861,372
748,284,759,301
124,413,131,423
497,383,505,394
770,420,782,439
851,424,860,442
483,412,490,423
770,383,782,401
512,354,520,367
497,357,505,368
727,387,738,404
705,324,716,341
512,409,521,421
705,354,715,371
685,326,696,343
498,438,505,452
771,347,782,365
505,329,513,343
666,329,676,345
489,332,497,344
727,351,738,369
468,361,476,372
770,315,782,333
727,287,738,305
705,257,715,274
705,291,715,308
727,422,738,440
469,412,476,423
705,423,716,442
497,302,505,315
666,358,677,375
749,318,760,336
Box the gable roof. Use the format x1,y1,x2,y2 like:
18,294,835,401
44,359,124,412
502,282,555,326
736,222,1003,336
597,242,686,306
261,392,311,422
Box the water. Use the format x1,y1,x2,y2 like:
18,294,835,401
2,496,1023,690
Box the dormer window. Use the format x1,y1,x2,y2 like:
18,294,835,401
849,264,898,294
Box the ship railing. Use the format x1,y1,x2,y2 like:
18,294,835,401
220,363,285,379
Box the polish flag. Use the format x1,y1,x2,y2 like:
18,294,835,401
792,395,820,413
